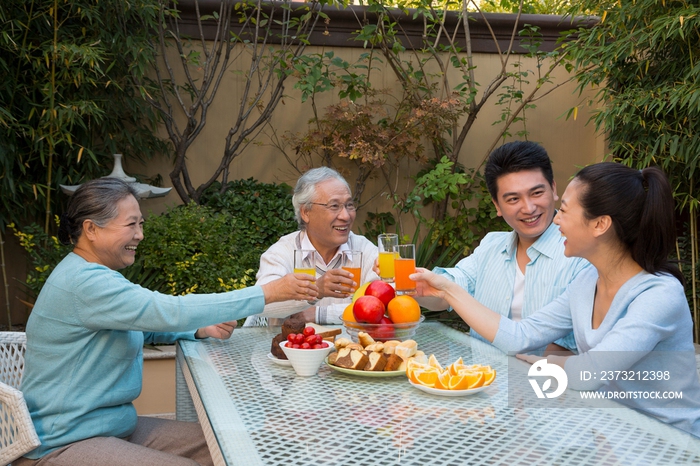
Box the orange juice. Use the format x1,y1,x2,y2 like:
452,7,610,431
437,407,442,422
378,251,396,281
394,258,416,294
342,267,361,290
294,268,316,283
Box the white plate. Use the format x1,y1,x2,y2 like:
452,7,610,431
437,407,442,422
325,358,405,378
408,379,491,396
267,352,292,367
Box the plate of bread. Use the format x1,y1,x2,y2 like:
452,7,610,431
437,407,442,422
325,331,428,377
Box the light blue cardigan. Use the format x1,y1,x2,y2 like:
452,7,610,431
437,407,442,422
22,252,265,458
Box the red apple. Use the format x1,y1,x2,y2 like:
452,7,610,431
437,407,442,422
371,316,396,341
365,280,396,307
353,295,385,324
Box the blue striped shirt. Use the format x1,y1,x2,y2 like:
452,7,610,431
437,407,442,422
434,221,590,352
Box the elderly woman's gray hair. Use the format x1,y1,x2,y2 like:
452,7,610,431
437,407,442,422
292,167,351,229
58,178,139,245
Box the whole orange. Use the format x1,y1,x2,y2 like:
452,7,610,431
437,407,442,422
387,295,421,323
342,303,356,322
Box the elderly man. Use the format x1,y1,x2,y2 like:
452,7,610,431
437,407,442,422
244,167,379,326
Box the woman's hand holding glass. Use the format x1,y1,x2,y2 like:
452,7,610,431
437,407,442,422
261,273,319,304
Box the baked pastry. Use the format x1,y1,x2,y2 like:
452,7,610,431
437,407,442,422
358,332,376,347
281,313,306,338
364,342,384,353
333,348,369,370
384,353,403,371
364,352,387,371
270,333,287,360
394,339,417,359
334,337,352,350
382,340,400,355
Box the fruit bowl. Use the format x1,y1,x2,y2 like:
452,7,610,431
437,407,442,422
279,340,336,377
341,315,425,342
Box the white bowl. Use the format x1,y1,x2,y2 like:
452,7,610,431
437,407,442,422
279,340,336,376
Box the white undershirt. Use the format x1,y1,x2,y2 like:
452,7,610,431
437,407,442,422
511,261,525,321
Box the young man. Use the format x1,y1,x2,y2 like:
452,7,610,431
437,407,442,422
244,167,379,326
424,141,590,353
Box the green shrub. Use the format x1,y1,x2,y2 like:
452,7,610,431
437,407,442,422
133,179,297,295
9,219,71,303
136,203,254,295
199,178,297,251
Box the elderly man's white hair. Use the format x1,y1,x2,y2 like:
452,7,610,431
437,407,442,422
292,167,351,230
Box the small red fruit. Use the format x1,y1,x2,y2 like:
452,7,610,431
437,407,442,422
365,280,396,307
303,327,315,337
301,342,311,349
287,333,296,343
353,295,385,324
371,316,396,341
304,335,317,345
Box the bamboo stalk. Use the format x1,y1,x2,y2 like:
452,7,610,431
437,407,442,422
0,230,10,329
692,206,698,343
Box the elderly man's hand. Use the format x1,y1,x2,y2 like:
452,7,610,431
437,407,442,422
316,268,356,299
196,321,237,340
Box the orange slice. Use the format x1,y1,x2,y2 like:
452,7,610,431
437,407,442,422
448,358,466,376
434,370,452,390
414,368,439,388
428,354,443,372
450,371,484,390
482,369,496,386
406,359,430,379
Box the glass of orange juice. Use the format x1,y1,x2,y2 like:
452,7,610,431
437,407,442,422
294,249,316,282
393,244,416,295
378,233,399,283
341,250,362,291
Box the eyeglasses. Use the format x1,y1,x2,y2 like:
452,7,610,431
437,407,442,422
310,201,357,213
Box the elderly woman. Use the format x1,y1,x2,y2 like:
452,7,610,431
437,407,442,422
412,162,700,436
17,178,317,465
244,166,379,326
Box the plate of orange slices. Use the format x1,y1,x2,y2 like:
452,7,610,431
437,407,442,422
406,355,496,397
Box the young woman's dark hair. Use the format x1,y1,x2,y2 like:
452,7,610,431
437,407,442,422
575,162,683,284
58,178,139,245
484,141,555,199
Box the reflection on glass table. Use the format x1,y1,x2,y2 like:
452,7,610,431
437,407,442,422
176,322,700,466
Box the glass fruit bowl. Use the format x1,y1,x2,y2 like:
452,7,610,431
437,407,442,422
341,315,425,342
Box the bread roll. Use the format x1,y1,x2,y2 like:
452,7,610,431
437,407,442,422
358,332,376,347
364,342,385,353
382,340,401,355
334,337,352,350
394,339,417,359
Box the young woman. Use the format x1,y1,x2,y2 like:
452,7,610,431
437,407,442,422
412,162,700,437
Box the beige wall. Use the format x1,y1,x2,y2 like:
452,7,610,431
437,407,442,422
129,46,605,224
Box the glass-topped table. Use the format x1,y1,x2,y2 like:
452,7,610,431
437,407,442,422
176,322,700,465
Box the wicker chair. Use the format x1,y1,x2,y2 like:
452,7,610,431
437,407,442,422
0,332,40,465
